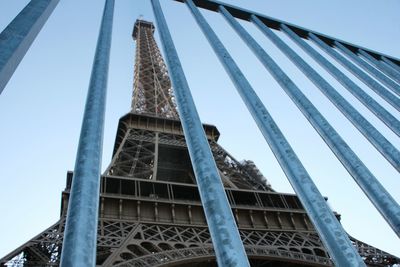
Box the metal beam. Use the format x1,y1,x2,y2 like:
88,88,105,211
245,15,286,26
382,56,400,73
334,41,400,97
0,0,59,94
281,25,400,137
171,0,400,66
150,0,250,266
224,13,400,239
60,0,114,266
187,2,366,266
311,36,400,111
250,15,400,172
152,132,159,180
358,49,400,84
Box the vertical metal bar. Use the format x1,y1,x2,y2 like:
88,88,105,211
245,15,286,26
358,49,400,84
185,2,366,266
219,4,400,248
60,0,114,266
0,0,59,94
152,132,159,180
281,25,400,137
334,41,400,96
250,15,400,172
149,1,250,266
381,56,400,74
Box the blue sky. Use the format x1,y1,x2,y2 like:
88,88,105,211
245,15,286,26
0,0,399,259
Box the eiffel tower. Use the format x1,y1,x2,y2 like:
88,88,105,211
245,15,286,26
1,17,399,267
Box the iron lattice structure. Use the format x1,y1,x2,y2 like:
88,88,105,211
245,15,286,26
131,20,178,119
1,19,399,267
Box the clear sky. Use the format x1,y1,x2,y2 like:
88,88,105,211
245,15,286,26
0,0,399,259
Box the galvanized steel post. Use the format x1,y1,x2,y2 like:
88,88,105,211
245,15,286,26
250,15,400,172
310,34,400,110
60,0,114,266
150,0,250,266
334,41,400,96
0,0,60,94
281,25,400,137
358,49,400,84
187,2,366,265
217,6,372,265
218,8,400,240
381,56,400,73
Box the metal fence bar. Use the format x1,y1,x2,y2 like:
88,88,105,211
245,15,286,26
0,0,59,94
60,0,114,266
186,2,366,266
281,25,400,137
250,16,400,172
316,36,400,109
382,56,400,74
322,38,400,107
220,5,400,243
358,49,400,84
334,41,400,96
150,1,250,266
310,33,400,106
172,0,400,68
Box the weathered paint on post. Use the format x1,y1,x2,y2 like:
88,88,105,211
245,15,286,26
250,15,400,172
150,0,250,266
310,34,400,110
381,56,400,74
220,8,400,241
60,0,114,266
358,49,400,84
334,41,400,96
281,25,400,137
0,0,60,94
215,7,367,266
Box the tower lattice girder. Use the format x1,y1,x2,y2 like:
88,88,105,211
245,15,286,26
132,20,178,119
1,18,399,267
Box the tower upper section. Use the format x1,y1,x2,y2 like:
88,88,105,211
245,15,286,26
132,20,154,40
131,20,179,119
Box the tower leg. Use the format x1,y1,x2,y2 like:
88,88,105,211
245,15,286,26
0,219,64,266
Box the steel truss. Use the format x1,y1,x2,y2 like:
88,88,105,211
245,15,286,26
2,4,400,266
132,20,178,119
106,122,270,190
1,217,397,266
2,111,399,266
